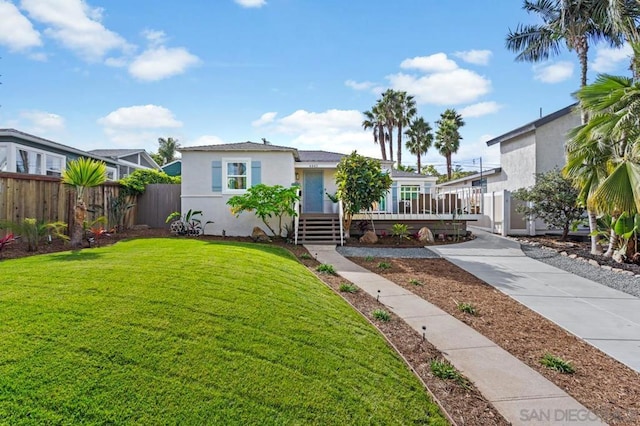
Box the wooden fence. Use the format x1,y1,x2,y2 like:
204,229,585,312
135,184,181,229
0,173,135,231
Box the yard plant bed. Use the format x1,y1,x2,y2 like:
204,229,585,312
348,256,640,426
296,253,508,426
0,239,447,424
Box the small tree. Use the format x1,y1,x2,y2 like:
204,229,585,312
227,184,300,237
62,158,107,249
512,169,585,241
335,151,392,237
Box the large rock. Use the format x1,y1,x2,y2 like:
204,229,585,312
251,226,271,242
417,226,434,243
359,230,378,244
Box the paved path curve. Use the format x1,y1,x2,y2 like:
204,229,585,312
430,228,640,374
306,243,605,426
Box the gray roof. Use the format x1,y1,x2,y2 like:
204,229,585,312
0,128,117,165
485,103,578,147
297,150,345,162
390,169,434,178
180,141,298,154
88,149,146,157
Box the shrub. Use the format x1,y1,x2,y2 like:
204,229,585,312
166,209,213,236
430,359,470,389
364,255,374,262
0,218,68,252
540,353,575,374
456,301,478,316
377,261,391,270
339,283,358,293
372,309,391,322
408,278,423,286
119,169,180,196
299,253,312,260
316,264,337,275
390,223,410,240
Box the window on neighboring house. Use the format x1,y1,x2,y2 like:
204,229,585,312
400,185,420,201
119,165,131,178
106,167,117,181
0,146,7,172
45,154,64,177
225,161,249,191
16,148,42,174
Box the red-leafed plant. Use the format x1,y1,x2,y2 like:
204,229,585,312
0,233,17,258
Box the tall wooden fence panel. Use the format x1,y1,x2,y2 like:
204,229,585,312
0,173,133,232
136,184,181,228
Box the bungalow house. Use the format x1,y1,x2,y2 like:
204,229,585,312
0,129,159,180
179,141,481,243
0,128,120,179
161,159,181,176
88,149,160,178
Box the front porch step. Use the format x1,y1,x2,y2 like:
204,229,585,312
298,214,341,245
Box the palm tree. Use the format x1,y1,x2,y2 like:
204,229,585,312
157,137,180,166
394,92,417,168
62,157,107,248
434,118,461,180
405,117,433,173
565,73,640,256
362,107,387,161
379,89,398,164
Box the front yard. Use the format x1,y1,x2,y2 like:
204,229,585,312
0,239,446,425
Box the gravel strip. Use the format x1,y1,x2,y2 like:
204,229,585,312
335,246,440,259
520,243,640,298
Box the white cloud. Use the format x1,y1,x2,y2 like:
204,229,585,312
400,53,458,73
142,29,168,47
29,52,48,61
591,43,633,73
21,0,130,61
234,0,266,8
98,105,183,150
20,110,65,133
128,46,200,81
387,69,491,105
533,61,574,83
252,112,277,127
260,109,380,158
0,0,41,51
345,79,376,91
190,135,226,146
460,101,502,118
98,105,182,129
454,49,492,65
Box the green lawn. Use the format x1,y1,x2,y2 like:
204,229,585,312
0,239,447,425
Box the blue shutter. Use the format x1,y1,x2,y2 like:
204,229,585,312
391,182,398,214
212,161,222,192
251,161,261,186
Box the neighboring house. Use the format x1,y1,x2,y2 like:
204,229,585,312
0,128,120,179
161,159,181,176
437,167,502,192
483,103,580,193
180,141,475,241
88,149,160,179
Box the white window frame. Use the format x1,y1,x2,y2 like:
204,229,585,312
45,153,65,177
106,166,118,181
400,184,420,201
16,146,44,175
223,158,251,194
0,144,8,172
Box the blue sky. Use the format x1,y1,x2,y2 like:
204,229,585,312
0,0,634,173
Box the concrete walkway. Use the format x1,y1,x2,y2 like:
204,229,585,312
430,228,640,374
306,244,605,426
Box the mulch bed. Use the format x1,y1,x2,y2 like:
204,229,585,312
347,256,640,426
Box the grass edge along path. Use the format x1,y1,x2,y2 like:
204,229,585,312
0,238,447,425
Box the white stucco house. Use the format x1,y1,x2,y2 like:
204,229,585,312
458,104,582,236
179,141,477,242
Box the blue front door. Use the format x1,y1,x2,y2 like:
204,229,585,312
303,170,324,213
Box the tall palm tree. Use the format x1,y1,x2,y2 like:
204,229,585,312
157,137,180,166
362,106,387,161
394,92,417,168
62,157,107,248
379,89,398,164
435,117,461,180
405,117,433,173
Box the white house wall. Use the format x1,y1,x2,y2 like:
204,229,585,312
487,132,536,193
535,110,580,174
181,150,296,237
